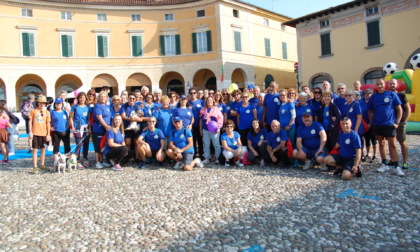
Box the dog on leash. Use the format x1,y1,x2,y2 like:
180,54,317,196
125,110,143,132
54,153,67,173
66,154,78,172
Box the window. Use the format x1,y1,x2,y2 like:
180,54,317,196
366,6,379,16
320,32,331,56
97,35,109,57
234,31,241,52
264,38,271,57
192,31,212,53
131,14,141,21
97,14,107,21
263,18,269,26
61,34,73,57
197,10,205,18
21,32,35,56
131,35,143,57
160,35,181,56
367,20,381,47
364,70,385,84
164,13,174,21
21,8,33,17
320,20,330,28
61,11,71,20
282,42,288,59
233,9,239,18
281,24,286,31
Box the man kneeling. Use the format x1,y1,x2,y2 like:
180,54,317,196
166,116,203,171
324,117,362,180
137,116,166,168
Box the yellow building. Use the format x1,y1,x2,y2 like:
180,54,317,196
0,0,297,110
284,0,419,90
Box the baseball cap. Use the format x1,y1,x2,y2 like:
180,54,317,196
302,111,312,116
54,97,63,103
173,116,182,122
180,95,187,99
247,84,255,90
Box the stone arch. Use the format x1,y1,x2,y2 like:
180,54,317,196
231,68,247,90
309,72,334,89
193,68,216,90
92,74,119,97
126,73,152,93
55,74,83,99
360,67,384,85
264,74,274,90
16,74,47,110
160,71,185,95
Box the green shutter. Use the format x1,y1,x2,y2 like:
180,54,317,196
22,33,30,56
234,31,241,52
206,30,212,52
132,36,142,57
97,36,104,57
265,38,271,57
28,33,35,56
321,33,331,55
160,35,165,56
192,33,197,53
175,34,181,55
282,42,287,59
62,35,68,57
367,20,380,46
103,36,108,57
67,35,73,57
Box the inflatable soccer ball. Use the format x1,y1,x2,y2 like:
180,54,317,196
383,62,398,75
410,53,420,70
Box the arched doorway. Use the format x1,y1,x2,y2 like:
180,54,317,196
264,74,274,90
160,71,185,95
16,74,46,110
205,77,217,90
167,79,184,95
363,70,385,85
309,73,334,89
231,68,247,90
92,74,118,97
55,74,83,101
193,69,216,90
126,73,152,94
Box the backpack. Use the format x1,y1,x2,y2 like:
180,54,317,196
6,110,20,125
21,101,34,119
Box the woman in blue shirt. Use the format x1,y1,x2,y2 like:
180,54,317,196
295,92,314,129
247,119,268,166
173,95,194,130
69,92,90,168
51,97,70,166
153,95,174,149
236,92,257,146
278,89,296,147
104,114,129,171
318,91,341,152
219,120,247,167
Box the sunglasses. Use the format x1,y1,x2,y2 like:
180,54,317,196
242,96,248,99
338,88,345,90
314,92,321,94
146,97,153,99
88,93,95,96
223,93,229,96
190,92,196,94
345,94,353,97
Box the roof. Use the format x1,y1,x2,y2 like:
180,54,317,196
283,0,377,27
40,0,200,6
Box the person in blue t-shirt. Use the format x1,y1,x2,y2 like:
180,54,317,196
266,120,290,167
229,90,243,129
153,95,174,148
318,91,341,153
255,93,265,122
334,83,347,112
308,87,323,120
166,116,203,171
188,87,204,158
293,112,327,170
137,116,166,167
104,115,129,171
219,120,247,167
324,117,362,180
341,90,364,135
247,119,268,166
263,81,280,131
236,93,257,145
278,90,296,147
121,92,143,150
51,97,71,164
368,78,403,175
295,92,315,129
69,92,90,168
173,95,194,129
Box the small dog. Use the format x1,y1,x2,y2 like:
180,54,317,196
125,110,143,132
54,153,67,173
66,154,78,172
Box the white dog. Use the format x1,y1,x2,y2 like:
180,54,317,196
125,110,142,132
54,153,67,173
66,154,78,172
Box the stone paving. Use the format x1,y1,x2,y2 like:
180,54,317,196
0,135,418,251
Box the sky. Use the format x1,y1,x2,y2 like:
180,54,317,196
243,0,352,18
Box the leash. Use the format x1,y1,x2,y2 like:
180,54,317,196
66,129,90,155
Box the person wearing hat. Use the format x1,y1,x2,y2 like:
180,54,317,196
166,116,203,171
173,95,194,130
49,90,71,113
29,95,51,174
51,97,71,169
292,111,327,170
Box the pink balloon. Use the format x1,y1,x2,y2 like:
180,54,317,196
74,89,79,97
207,121,218,133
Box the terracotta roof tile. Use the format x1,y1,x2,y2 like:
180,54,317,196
42,0,200,6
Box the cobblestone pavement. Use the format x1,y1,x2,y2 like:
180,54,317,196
0,135,418,251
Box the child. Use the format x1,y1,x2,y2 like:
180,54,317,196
29,95,51,174
0,109,12,164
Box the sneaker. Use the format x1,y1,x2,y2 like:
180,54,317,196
225,161,230,167
320,164,328,171
32,167,38,174
112,164,123,171
195,158,204,168
215,159,219,164
333,169,343,176
370,156,377,163
236,160,244,167
377,163,390,173
95,162,104,169
138,162,148,168
102,162,112,168
394,166,405,176
174,162,183,170
402,163,408,169
83,160,90,167
202,159,210,165
39,165,48,171
356,165,363,178
109,159,115,166
303,160,311,170
77,163,84,169
260,159,265,167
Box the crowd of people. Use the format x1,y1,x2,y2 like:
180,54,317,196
13,78,410,179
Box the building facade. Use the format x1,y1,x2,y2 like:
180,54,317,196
284,0,419,91
0,0,297,110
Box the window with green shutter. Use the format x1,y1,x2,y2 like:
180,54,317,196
367,20,381,47
206,30,212,52
97,35,108,57
234,31,241,52
61,34,73,57
282,42,288,59
22,32,35,56
193,31,212,54
320,32,331,56
131,35,143,57
264,38,271,57
175,34,181,55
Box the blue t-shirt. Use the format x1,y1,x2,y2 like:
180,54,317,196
153,108,174,137
297,121,325,150
110,106,122,119
169,128,194,154
278,102,296,129
368,91,402,126
249,97,259,107
230,100,242,126
93,103,112,133
295,104,314,128
142,102,159,117
224,103,234,120
71,105,89,130
173,107,194,128
309,99,322,118
255,104,264,122
188,99,204,127
263,93,280,124
341,101,364,134
121,103,138,128
338,130,362,159
247,129,267,150
104,129,124,156
334,97,347,113
359,99,370,123
267,129,288,149
221,131,241,151
236,103,256,130
322,107,331,130
51,110,68,132
141,128,165,151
